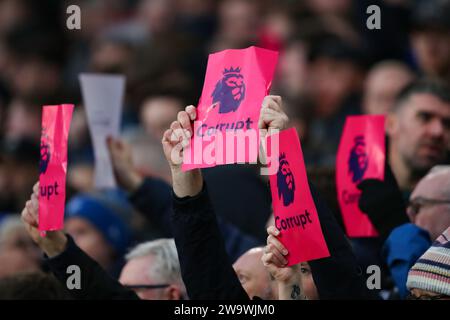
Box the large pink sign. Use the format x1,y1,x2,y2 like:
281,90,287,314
182,46,278,171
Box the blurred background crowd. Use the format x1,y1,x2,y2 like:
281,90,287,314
0,0,449,300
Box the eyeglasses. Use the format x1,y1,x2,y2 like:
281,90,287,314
124,284,170,291
407,196,450,215
406,293,450,300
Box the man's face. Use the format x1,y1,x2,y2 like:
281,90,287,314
141,97,182,140
0,228,41,278
310,58,361,117
280,162,294,190
411,30,450,77
388,93,450,172
219,0,258,46
119,255,167,300
299,262,319,300
408,173,450,240
233,248,277,300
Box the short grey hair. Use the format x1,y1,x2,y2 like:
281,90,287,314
125,238,186,295
424,166,450,199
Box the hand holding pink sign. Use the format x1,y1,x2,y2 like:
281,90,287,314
39,104,74,234
268,128,330,266
336,115,386,237
182,46,278,171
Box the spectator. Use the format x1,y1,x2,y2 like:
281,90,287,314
304,36,366,165
406,166,450,240
386,78,450,194
210,0,261,51
410,0,450,84
262,230,320,300
0,215,41,279
0,138,39,213
383,166,450,298
140,96,183,141
65,192,133,276
406,226,450,300
162,96,375,300
0,272,70,300
119,239,186,300
233,247,278,300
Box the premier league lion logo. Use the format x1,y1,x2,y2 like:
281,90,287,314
277,153,295,206
211,66,246,114
348,135,368,183
39,129,51,175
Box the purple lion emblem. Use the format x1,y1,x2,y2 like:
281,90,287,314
277,153,295,206
39,131,51,175
211,66,246,114
348,135,368,183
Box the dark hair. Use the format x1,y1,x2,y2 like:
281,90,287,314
392,78,450,112
0,272,71,300
308,35,369,70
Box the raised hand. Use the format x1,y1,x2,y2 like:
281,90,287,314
262,226,305,300
21,182,68,257
258,95,289,132
161,105,196,170
161,105,202,197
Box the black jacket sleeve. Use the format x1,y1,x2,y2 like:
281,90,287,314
171,183,250,300
308,183,379,300
44,235,139,300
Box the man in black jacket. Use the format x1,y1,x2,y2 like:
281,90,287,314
20,188,139,300
162,95,377,300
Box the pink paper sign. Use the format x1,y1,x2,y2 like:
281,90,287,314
268,128,330,266
182,46,278,171
39,104,74,233
336,115,385,237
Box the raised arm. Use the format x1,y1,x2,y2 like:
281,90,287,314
162,97,287,299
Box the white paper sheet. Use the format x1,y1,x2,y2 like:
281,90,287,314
80,73,125,189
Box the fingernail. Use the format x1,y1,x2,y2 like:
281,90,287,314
283,249,288,255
